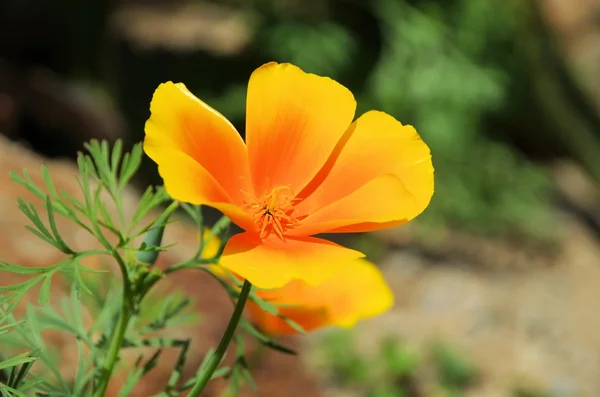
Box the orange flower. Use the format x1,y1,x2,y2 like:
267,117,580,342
145,62,433,289
246,259,394,334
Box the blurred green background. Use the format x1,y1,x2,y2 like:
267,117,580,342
3,0,600,395
1,0,577,244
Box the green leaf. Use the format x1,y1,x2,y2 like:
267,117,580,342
119,143,143,189
38,273,53,305
196,348,217,375
0,383,28,397
84,140,111,187
97,200,116,232
239,320,296,355
72,267,93,297
10,349,40,388
0,260,49,275
37,310,77,335
41,165,59,199
70,284,85,333
36,303,93,347
177,367,230,392
0,284,22,294
137,294,195,335
18,199,52,240
75,266,109,275
33,379,68,395
16,377,44,393
0,290,28,315
239,365,257,391
130,189,171,237
181,203,203,226
118,350,162,397
89,285,120,334
0,320,24,336
129,186,154,227
111,139,123,174
0,353,36,371
24,225,63,252
45,196,74,254
10,169,45,199
25,304,44,349
72,339,95,396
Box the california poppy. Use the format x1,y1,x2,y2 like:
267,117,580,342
145,62,433,289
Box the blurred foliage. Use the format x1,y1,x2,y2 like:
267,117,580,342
432,342,478,391
513,385,552,397
181,0,557,243
313,330,551,397
0,0,559,242
314,330,473,396
365,0,555,243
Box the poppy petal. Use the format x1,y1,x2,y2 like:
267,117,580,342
294,111,433,228
219,232,364,289
289,174,415,236
145,82,251,204
247,259,394,334
246,303,328,335
245,62,356,197
153,149,255,232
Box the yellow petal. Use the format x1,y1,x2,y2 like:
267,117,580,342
219,232,364,289
245,62,356,197
294,111,434,230
200,229,230,279
200,229,221,259
248,259,394,334
152,149,255,232
144,82,251,204
325,259,394,328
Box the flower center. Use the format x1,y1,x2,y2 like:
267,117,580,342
243,186,300,240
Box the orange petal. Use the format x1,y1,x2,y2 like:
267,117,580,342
219,232,364,289
246,303,329,335
294,111,434,230
248,259,394,334
245,62,356,197
152,149,255,232
145,82,251,204
288,174,415,236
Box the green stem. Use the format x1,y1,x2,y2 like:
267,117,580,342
188,280,252,397
93,294,131,397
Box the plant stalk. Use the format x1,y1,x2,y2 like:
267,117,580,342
188,280,252,396
93,298,131,397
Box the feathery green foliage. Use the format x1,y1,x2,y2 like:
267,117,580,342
0,140,299,396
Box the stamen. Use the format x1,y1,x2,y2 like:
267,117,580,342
242,186,300,240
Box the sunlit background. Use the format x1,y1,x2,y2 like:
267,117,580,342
2,0,600,395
